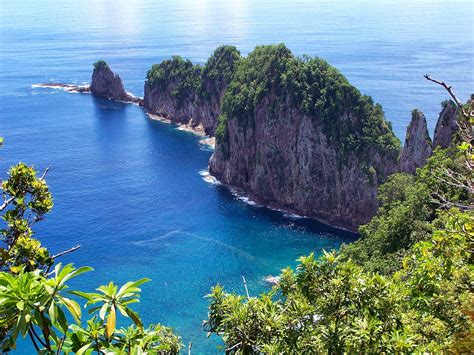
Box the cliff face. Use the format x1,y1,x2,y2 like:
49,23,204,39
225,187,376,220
399,110,432,174
90,61,142,104
90,61,128,101
144,46,241,135
209,45,400,231
433,101,458,149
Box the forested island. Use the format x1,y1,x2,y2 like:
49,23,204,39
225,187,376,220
1,44,472,353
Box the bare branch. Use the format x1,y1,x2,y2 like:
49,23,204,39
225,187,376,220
424,74,463,108
0,196,15,211
431,193,473,211
242,275,250,299
226,342,242,352
51,245,81,259
424,74,469,117
39,167,51,181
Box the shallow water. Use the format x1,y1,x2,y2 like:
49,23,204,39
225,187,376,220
0,0,472,353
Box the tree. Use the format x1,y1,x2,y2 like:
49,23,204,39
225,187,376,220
0,163,182,354
204,91,473,352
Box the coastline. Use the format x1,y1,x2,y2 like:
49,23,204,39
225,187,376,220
34,81,353,233
146,113,216,149
200,169,359,234
32,83,91,93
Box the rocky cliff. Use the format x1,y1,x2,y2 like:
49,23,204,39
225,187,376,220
209,44,401,231
399,110,432,174
433,100,458,149
144,46,241,135
90,61,142,104
90,47,467,231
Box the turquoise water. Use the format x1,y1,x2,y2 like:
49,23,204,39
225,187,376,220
0,0,472,353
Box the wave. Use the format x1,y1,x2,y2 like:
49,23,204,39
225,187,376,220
206,174,310,220
199,169,221,185
231,189,259,206
282,212,305,219
31,83,90,94
133,229,266,264
133,230,183,245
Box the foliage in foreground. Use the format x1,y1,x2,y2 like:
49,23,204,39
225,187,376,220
205,209,473,353
205,96,474,353
340,147,471,274
339,101,473,275
0,163,181,353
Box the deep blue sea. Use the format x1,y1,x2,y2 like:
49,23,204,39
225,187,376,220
0,0,473,353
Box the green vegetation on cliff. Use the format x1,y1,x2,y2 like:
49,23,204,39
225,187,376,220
217,44,400,164
340,106,473,274
206,210,472,353
93,60,109,70
146,46,241,108
199,45,241,99
2,47,472,353
147,56,201,107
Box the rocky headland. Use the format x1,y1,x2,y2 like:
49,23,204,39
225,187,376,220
37,45,463,232
433,100,459,149
209,44,402,231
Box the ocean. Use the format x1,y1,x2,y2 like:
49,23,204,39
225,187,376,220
0,0,472,353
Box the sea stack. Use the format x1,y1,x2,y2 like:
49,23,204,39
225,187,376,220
399,110,432,174
433,100,458,149
90,60,142,104
209,44,400,231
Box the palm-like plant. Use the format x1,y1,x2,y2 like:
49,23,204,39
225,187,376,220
72,278,150,340
0,263,91,352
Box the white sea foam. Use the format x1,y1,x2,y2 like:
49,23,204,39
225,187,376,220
283,212,305,219
199,171,307,220
31,83,90,93
237,195,258,206
229,188,260,207
135,230,263,263
199,170,221,185
133,230,182,245
264,275,280,285
230,188,309,220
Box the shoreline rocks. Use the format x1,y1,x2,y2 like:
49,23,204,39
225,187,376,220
32,83,91,93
